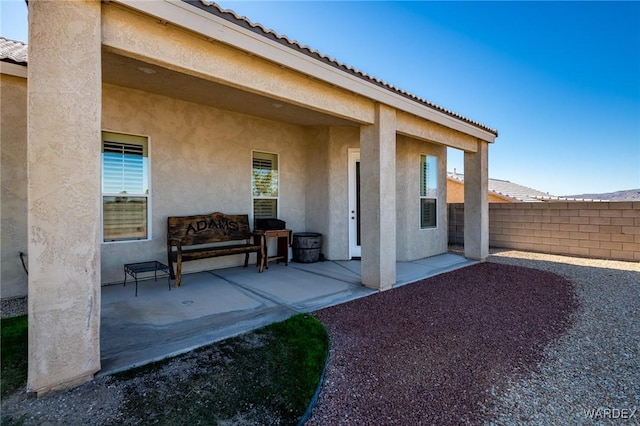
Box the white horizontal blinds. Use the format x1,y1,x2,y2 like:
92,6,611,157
252,151,278,197
103,197,148,241
420,155,437,198
252,151,278,219
102,142,145,194
102,132,149,241
421,199,437,228
420,155,438,228
253,199,277,218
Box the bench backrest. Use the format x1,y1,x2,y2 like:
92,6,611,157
167,212,252,246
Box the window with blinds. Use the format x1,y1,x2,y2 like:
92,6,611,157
420,155,438,228
102,132,149,242
252,151,278,219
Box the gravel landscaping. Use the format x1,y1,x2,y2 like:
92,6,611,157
485,250,639,424
308,249,639,425
2,249,638,424
0,296,27,319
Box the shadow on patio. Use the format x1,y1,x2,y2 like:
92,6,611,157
99,253,476,376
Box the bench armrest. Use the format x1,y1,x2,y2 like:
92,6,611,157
167,238,182,248
251,230,265,245
167,239,184,258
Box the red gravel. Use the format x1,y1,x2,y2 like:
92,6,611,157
307,262,577,425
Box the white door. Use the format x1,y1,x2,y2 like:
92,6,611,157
348,149,361,258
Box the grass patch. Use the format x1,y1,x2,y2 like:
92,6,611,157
117,313,328,425
1,313,328,425
1,315,28,397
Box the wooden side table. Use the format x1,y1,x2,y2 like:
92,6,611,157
263,229,292,268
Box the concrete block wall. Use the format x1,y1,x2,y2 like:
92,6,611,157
448,202,640,262
448,203,465,245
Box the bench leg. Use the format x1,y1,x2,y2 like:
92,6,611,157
175,258,182,287
258,248,265,273
168,254,176,280
244,252,250,268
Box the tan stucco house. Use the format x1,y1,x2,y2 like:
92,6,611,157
0,0,497,395
446,171,553,203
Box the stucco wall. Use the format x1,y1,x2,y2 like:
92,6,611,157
396,135,448,261
447,179,512,203
1,78,456,293
304,126,359,260
449,202,640,261
304,127,331,255
326,128,360,260
27,0,103,395
100,83,313,283
446,179,465,204
101,2,375,127
1,74,28,299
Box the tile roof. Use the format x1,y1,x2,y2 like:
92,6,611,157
447,172,555,202
186,0,498,137
0,37,28,66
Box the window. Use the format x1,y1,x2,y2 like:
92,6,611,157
102,132,149,241
420,155,438,228
252,151,278,219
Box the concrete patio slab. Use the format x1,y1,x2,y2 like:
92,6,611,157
214,262,374,312
98,253,476,376
396,254,476,286
101,272,268,325
416,252,471,268
100,271,294,374
287,260,362,284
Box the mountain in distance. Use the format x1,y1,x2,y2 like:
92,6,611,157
562,189,640,201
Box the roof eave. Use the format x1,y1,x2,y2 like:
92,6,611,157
113,0,498,141
0,60,28,78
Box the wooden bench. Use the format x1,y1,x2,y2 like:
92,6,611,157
167,212,265,287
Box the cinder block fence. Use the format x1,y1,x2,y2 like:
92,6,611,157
448,202,640,262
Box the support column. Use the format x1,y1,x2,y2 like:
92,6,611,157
27,0,102,395
463,141,489,260
360,104,396,290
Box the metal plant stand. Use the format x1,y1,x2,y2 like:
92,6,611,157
124,261,171,297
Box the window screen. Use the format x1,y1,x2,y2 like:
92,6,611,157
420,155,437,228
102,132,149,241
252,151,278,219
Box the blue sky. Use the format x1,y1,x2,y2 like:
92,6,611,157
2,1,638,196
